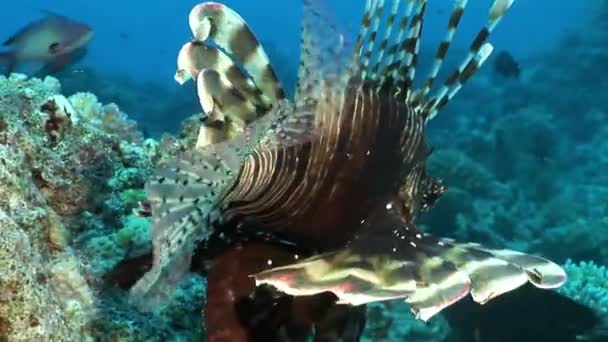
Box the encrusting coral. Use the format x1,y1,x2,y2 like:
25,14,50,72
0,73,204,341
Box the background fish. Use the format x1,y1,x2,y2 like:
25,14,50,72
0,11,93,75
493,50,521,79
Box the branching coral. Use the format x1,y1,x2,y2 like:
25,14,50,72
558,260,608,339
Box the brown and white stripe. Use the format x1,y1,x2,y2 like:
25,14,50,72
412,0,469,107
188,2,286,104
422,0,516,120
254,207,567,322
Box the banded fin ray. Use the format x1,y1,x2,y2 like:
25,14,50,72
411,0,469,106
342,0,428,94
421,0,515,121
340,0,514,121
130,100,319,309
129,145,240,310
176,41,269,113
252,201,566,322
188,2,286,104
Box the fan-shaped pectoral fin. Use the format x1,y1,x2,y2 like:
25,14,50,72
252,204,566,322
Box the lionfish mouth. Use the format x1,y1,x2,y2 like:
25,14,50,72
127,0,566,336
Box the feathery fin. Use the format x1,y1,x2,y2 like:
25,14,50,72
188,2,286,103
130,144,241,310
130,97,318,309
252,202,566,322
296,0,353,102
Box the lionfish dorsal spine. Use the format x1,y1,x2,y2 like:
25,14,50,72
376,0,416,80
411,0,469,106
421,0,515,121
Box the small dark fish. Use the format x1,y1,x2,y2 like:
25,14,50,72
0,12,93,75
493,50,521,79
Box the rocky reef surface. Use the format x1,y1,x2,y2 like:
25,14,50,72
0,74,204,341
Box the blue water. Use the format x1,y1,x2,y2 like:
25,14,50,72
1,0,585,83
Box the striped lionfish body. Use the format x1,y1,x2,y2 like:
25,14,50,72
129,0,567,340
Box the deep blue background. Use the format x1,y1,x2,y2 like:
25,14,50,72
0,1,585,85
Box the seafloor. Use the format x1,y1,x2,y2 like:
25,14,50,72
0,3,607,342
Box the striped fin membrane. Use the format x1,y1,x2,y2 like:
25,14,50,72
176,41,269,115
253,203,566,322
188,2,286,105
129,144,240,309
248,0,566,321
176,2,291,149
130,98,318,309
296,0,353,102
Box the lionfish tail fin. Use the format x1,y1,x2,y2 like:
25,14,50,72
129,144,244,309
252,204,565,322
189,3,286,103
296,0,354,101
419,0,515,121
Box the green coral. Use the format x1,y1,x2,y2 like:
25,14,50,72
118,188,147,208
362,302,450,342
559,260,608,317
84,214,151,275
558,260,608,338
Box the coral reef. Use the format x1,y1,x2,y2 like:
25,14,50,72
0,74,203,340
559,260,608,339
362,302,450,342
53,67,200,138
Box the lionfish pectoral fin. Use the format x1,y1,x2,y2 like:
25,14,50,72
252,210,566,322
129,145,244,310
188,2,286,104
196,68,258,128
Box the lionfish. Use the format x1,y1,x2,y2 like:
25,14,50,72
128,0,567,340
